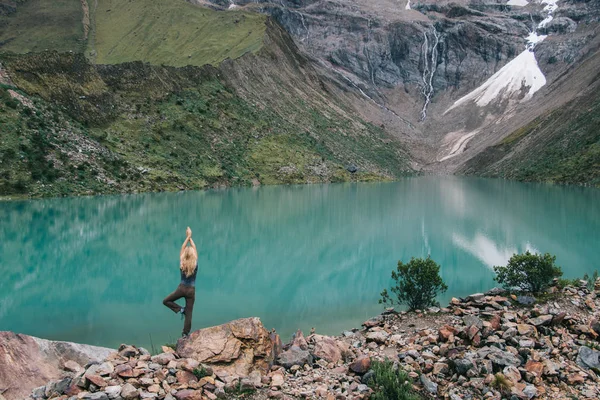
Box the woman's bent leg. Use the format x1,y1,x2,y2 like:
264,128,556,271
163,285,185,313
182,290,195,336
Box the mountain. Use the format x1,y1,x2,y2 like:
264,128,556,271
0,0,598,198
203,0,599,183
0,0,410,198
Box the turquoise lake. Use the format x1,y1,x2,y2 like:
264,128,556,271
1,177,599,350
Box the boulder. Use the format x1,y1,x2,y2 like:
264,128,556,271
453,359,474,375
292,329,308,350
576,346,600,370
121,383,139,399
0,331,113,400
310,335,342,363
365,330,389,344
176,317,273,377
420,374,438,394
349,356,371,374
529,315,553,327
277,346,313,369
483,347,522,368
463,315,483,329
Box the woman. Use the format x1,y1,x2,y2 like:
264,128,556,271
163,227,198,337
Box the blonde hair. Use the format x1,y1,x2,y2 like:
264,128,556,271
180,246,198,278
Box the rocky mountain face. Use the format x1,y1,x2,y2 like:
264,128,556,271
203,0,600,182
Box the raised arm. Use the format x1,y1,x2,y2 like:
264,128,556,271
189,238,197,254
180,237,190,258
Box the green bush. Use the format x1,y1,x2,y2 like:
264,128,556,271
380,256,448,311
365,360,422,400
193,367,210,379
494,252,562,294
583,271,599,292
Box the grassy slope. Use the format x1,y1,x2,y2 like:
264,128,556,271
91,0,265,66
1,53,408,198
461,77,600,186
0,1,410,198
0,0,84,53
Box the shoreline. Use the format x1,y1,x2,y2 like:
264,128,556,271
3,173,599,202
4,280,600,400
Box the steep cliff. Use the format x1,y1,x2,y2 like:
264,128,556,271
204,0,600,184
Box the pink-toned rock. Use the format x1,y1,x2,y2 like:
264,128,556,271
270,331,283,360
0,331,113,400
174,389,203,400
293,329,308,350
439,325,457,342
176,370,198,384
270,371,285,388
176,317,273,378
151,352,176,365
349,356,371,374
116,364,135,378
311,335,342,363
121,383,140,399
63,360,83,373
525,360,544,377
85,373,107,388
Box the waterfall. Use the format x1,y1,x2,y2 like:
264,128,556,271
298,11,310,43
364,18,376,86
406,1,411,10
228,0,237,10
420,28,441,121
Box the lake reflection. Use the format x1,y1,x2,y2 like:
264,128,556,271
1,177,599,349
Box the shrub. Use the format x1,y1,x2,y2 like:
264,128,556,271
490,373,512,394
494,252,562,294
193,367,210,379
365,360,422,400
583,271,599,292
380,256,448,311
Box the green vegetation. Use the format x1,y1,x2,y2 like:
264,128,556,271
0,0,266,67
380,256,448,311
365,360,423,400
192,367,210,380
463,78,600,187
490,373,512,395
556,277,581,289
0,0,84,54
583,271,599,292
494,252,563,294
92,0,266,66
0,52,409,198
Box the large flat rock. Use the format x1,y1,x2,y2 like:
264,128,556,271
176,317,274,377
0,332,114,400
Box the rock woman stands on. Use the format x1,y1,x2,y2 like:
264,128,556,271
163,227,198,337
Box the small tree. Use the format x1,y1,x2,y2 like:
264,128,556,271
380,256,448,311
493,252,562,294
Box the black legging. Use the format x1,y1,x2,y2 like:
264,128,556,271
163,284,195,335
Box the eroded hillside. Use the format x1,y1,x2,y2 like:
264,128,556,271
0,0,410,198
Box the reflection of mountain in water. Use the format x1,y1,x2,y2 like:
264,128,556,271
1,177,599,348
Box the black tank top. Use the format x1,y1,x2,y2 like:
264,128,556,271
180,265,198,287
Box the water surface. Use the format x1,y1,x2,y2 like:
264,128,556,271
1,177,599,349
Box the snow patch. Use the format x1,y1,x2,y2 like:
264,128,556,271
507,0,529,6
446,49,546,112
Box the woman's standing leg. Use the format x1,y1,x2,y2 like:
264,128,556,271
182,288,196,336
163,285,185,313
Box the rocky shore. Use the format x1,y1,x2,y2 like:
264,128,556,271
6,280,600,400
